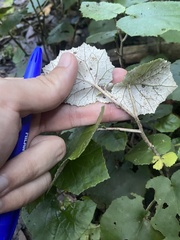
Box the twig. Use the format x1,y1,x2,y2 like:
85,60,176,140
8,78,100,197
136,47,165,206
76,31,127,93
145,199,156,212
8,32,28,56
36,0,50,62
29,0,50,62
98,127,141,133
127,85,160,156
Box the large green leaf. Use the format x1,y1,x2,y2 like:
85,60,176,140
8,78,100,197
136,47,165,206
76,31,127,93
79,224,100,240
117,2,180,36
86,162,150,208
161,30,180,44
86,30,117,45
100,195,163,240
47,22,74,44
146,170,180,238
155,114,180,133
93,130,127,152
51,108,104,186
125,134,172,165
56,141,109,195
0,11,24,35
23,197,96,240
80,2,125,21
114,0,148,8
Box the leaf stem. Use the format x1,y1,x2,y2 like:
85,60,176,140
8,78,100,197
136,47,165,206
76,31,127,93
98,127,141,133
127,85,160,156
94,83,133,116
95,82,160,156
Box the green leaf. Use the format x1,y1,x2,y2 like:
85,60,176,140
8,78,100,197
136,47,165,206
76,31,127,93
87,19,117,45
152,152,178,170
0,11,24,35
63,0,77,11
162,152,178,167
114,0,148,8
0,0,13,8
87,30,117,45
86,163,150,208
23,197,96,240
125,134,172,165
0,0,13,18
93,130,127,152
47,22,74,44
140,104,173,124
117,2,180,36
100,195,163,240
56,141,109,195
79,224,100,240
51,108,104,186
155,114,180,133
111,59,177,116
80,2,125,21
161,30,180,44
12,47,25,64
172,138,180,159
169,60,180,101
67,107,104,161
146,170,180,238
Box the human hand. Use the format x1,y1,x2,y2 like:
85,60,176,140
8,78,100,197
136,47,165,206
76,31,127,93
0,52,129,213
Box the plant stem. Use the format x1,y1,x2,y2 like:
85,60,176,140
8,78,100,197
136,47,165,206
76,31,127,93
145,199,156,212
93,82,160,157
98,127,141,133
127,85,160,156
8,32,28,56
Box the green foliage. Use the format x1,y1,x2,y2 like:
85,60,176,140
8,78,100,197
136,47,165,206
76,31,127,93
0,0,14,19
80,2,125,21
47,22,74,44
56,141,109,195
125,134,172,165
22,194,96,240
117,2,180,36
0,11,24,36
1,0,180,239
169,60,180,101
146,171,180,238
100,195,164,240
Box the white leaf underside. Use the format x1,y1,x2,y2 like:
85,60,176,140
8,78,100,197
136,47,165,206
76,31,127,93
111,59,177,116
43,43,114,106
43,43,177,117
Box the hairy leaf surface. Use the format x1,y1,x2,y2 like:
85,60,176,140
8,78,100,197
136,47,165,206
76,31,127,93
111,59,177,116
80,2,125,21
117,2,180,36
43,43,114,106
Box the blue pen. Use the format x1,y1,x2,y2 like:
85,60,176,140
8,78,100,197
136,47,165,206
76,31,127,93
0,47,42,240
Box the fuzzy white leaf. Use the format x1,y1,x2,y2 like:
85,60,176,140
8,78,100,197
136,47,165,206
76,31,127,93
111,59,177,116
43,43,114,106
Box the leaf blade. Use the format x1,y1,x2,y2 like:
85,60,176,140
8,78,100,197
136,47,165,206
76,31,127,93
80,2,125,21
111,59,177,116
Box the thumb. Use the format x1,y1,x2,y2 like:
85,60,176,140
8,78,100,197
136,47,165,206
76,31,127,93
1,53,78,115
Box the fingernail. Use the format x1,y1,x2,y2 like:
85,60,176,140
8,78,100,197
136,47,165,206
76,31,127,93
0,175,8,193
58,53,72,68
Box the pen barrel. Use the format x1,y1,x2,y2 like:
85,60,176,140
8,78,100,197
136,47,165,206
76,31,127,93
0,210,19,240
